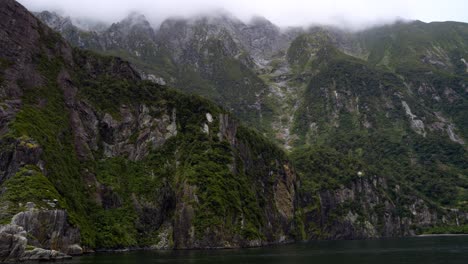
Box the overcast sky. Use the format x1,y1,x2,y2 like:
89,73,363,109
17,0,468,29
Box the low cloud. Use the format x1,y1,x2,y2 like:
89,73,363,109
17,0,468,30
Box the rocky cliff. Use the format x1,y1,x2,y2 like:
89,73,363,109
292,146,467,240
0,0,298,261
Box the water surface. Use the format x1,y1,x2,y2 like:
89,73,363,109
65,236,468,264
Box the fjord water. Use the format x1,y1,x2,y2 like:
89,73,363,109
67,236,467,264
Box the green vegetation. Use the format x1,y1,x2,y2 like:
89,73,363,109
0,166,65,224
93,207,139,248
19,44,290,247
287,32,330,72
291,43,467,209
423,225,468,234
360,21,468,72
291,146,364,192
3,12,468,251
6,46,97,245
173,38,273,132
73,20,466,242
181,139,263,239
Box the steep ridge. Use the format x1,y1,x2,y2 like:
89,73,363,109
35,11,295,131
0,0,298,261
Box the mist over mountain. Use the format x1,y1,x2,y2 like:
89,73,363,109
17,0,468,30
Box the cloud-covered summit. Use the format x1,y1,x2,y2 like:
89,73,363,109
17,0,468,30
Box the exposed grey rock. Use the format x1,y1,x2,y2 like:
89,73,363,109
97,105,177,161
11,210,80,253
461,58,468,72
34,11,102,50
20,247,71,261
431,112,465,145
0,225,27,262
140,72,166,85
150,222,173,250
302,176,467,240
0,223,72,262
0,137,43,184
402,101,426,137
66,244,83,255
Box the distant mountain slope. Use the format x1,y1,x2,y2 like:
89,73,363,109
359,21,468,72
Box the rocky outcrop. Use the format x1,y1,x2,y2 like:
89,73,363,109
402,101,427,137
0,206,80,262
34,11,103,50
0,224,71,262
11,209,80,254
19,247,71,261
0,225,26,262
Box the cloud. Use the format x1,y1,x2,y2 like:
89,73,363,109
16,0,468,29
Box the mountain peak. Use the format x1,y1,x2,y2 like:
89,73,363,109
35,10,74,30
119,11,151,28
249,15,275,26
108,11,154,37
125,11,148,23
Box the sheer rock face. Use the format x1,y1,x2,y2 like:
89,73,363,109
301,176,468,240
0,0,164,258
0,0,41,133
0,0,299,259
68,101,177,162
0,137,43,184
156,14,296,65
317,177,431,239
36,11,296,67
169,114,298,249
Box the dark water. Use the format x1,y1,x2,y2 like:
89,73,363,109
65,236,468,264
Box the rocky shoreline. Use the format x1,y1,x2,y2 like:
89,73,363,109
417,234,468,237
0,225,72,262
4,215,467,263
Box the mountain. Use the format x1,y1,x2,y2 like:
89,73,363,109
291,44,468,239
277,23,468,239
36,9,468,236
0,0,299,261
0,0,467,261
35,11,303,132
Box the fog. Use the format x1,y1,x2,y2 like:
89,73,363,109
16,0,468,30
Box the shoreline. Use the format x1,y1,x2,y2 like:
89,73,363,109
85,235,468,255
417,234,468,237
